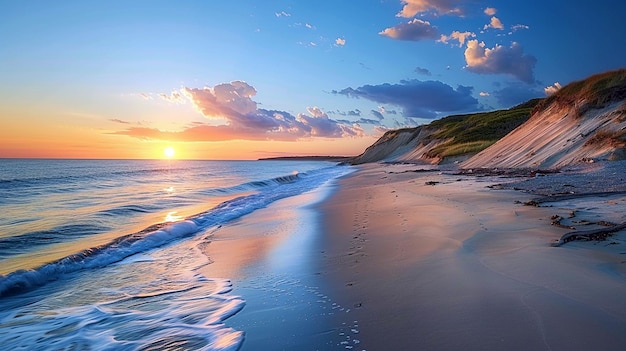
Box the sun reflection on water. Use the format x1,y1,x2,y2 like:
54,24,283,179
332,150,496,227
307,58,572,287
164,211,183,222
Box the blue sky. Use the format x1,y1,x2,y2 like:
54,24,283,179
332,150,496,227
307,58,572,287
1,0,625,159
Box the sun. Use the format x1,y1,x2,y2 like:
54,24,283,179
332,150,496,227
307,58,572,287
164,146,175,159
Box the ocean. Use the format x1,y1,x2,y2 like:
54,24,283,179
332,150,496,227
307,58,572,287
0,159,353,350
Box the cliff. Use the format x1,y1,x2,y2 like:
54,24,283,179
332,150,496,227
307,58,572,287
463,69,626,169
350,99,539,165
351,69,626,169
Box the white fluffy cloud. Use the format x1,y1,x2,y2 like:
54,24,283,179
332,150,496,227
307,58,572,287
115,81,364,141
464,40,537,83
379,19,439,41
484,16,504,30
396,0,465,17
544,82,562,95
484,7,497,16
438,31,475,47
335,37,346,46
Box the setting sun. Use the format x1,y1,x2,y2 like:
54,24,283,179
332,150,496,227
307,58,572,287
164,146,175,159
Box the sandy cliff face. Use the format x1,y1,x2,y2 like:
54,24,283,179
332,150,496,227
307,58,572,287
461,100,626,169
352,69,626,169
350,127,443,164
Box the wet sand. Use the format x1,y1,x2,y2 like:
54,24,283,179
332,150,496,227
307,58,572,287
317,163,626,350
200,162,626,350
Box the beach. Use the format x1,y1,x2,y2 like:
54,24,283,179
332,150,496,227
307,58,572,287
2,160,626,350
204,162,626,350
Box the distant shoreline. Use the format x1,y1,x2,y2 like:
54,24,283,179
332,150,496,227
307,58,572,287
258,155,354,162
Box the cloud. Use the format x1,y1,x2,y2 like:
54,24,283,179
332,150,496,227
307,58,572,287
484,7,497,16
492,83,542,107
544,82,562,96
396,0,465,17
115,81,364,141
330,109,361,117
379,19,439,41
337,117,383,126
332,79,479,119
110,118,131,124
415,66,432,76
479,91,490,97
275,11,291,17
484,16,504,30
371,109,385,120
438,31,475,47
464,40,537,83
335,37,346,46
159,91,186,103
511,24,530,32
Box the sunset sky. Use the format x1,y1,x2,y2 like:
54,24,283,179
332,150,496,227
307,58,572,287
1,0,625,160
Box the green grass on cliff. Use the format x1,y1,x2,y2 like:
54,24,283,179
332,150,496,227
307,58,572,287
533,69,626,115
425,98,541,158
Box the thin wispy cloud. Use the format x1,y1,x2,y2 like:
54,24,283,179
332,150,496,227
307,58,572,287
414,66,432,76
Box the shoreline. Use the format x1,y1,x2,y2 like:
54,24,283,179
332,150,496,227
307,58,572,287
196,161,626,350
316,163,626,350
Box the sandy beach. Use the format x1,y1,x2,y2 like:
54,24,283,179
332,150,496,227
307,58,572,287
317,163,626,350
196,162,626,350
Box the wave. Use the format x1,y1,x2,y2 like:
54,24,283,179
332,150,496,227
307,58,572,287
0,164,352,297
0,223,111,258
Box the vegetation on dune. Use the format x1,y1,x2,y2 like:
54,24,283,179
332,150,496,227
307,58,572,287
533,69,626,115
424,98,541,159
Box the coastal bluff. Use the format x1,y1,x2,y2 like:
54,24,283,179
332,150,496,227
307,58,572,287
350,69,626,169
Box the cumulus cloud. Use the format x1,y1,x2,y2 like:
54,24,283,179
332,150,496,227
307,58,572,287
484,16,504,30
464,40,537,83
379,19,439,41
396,0,465,17
479,91,490,97
492,83,543,107
438,31,475,47
335,37,346,46
332,79,479,119
415,66,432,76
544,82,562,95
114,81,363,141
484,7,497,16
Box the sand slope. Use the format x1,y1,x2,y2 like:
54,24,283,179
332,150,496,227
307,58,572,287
463,101,626,169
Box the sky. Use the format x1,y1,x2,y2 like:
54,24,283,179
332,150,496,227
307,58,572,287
1,0,625,160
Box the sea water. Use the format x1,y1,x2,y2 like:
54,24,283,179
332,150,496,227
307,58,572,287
0,159,352,350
